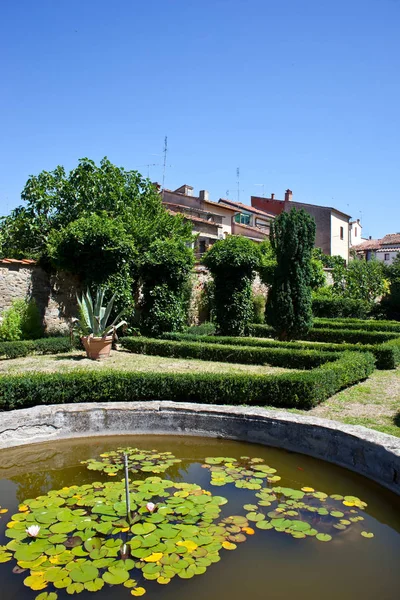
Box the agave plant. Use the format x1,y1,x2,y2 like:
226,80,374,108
76,288,127,338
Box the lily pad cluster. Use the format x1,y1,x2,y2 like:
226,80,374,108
243,485,373,542
81,448,181,476
202,455,281,489
0,450,375,599
0,477,253,597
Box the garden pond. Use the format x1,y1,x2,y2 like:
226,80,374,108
0,435,399,600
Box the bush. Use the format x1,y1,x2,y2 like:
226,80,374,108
313,318,400,333
0,351,375,411
249,323,399,345
121,336,341,370
252,295,266,324
140,239,195,337
0,299,43,341
312,297,369,319
203,236,260,336
185,322,216,336
162,332,400,370
0,337,72,360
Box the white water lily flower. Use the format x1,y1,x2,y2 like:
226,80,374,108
146,502,156,513
26,525,40,537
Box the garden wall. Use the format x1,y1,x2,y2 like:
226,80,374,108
0,259,79,333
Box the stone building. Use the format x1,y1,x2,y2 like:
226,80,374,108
251,189,351,263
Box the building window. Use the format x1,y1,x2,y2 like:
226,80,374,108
234,213,250,225
384,253,390,261
354,227,357,237
340,226,344,240
198,240,206,255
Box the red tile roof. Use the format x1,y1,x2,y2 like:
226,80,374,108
167,210,222,227
219,198,275,218
353,239,381,251
233,222,268,235
381,233,400,246
163,190,237,212
0,258,36,265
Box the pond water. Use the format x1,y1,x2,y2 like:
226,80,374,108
1,435,399,600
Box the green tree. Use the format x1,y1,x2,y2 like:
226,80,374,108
0,158,193,326
203,236,260,336
140,239,195,336
266,208,316,340
332,258,386,303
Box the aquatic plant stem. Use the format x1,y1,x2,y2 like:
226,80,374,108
123,453,131,523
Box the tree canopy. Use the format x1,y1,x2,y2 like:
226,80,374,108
0,157,194,327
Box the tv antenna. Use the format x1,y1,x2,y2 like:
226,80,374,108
162,136,168,188
236,167,240,202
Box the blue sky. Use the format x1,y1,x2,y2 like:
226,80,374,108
1,0,399,238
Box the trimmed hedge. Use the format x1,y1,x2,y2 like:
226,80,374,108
120,337,339,370
161,332,400,370
0,351,375,411
312,298,369,319
314,318,400,333
249,324,399,345
0,337,73,360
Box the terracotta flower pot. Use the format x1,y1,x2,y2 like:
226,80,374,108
81,335,113,360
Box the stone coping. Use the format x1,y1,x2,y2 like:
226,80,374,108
1,402,400,495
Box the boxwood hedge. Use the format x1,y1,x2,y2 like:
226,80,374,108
313,318,400,333
0,337,73,360
249,324,399,345
120,337,339,370
162,332,400,370
0,351,375,411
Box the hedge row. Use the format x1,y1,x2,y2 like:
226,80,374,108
312,298,369,319
248,324,399,345
161,332,400,370
0,337,73,360
0,351,375,411
314,318,400,333
120,337,339,370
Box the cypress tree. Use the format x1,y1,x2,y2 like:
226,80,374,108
266,208,316,340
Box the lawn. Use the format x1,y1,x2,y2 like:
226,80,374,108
295,366,400,437
1,350,398,438
0,350,297,376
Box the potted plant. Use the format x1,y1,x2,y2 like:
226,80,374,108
75,288,126,360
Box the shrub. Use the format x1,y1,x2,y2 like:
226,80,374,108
185,322,216,336
313,318,400,333
121,336,341,370
249,323,398,345
266,208,315,340
0,337,72,360
0,299,43,341
312,297,369,319
252,294,266,324
0,351,375,411
203,236,260,336
162,332,400,370
140,239,195,336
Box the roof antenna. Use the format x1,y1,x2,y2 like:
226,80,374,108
162,136,168,189
236,167,240,202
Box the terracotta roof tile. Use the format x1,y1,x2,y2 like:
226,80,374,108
167,210,222,227
219,198,275,218
353,239,381,251
0,258,36,265
381,233,400,246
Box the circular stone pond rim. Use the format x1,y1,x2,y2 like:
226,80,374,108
1,401,400,496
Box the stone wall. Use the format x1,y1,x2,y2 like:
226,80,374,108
0,260,79,333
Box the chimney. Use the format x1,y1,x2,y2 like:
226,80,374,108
284,189,293,202
369,236,372,240
199,190,209,202
271,193,275,200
